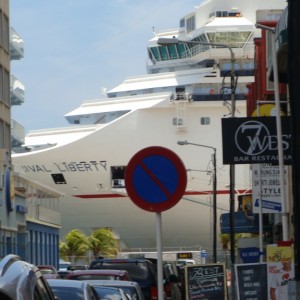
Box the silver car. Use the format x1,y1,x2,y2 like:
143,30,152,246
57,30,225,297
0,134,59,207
0,254,56,300
48,279,100,300
84,280,145,300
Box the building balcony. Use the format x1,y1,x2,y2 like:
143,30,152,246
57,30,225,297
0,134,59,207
11,75,25,105
10,27,24,60
11,119,25,148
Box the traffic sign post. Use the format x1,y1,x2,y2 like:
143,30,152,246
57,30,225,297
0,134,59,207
125,146,187,300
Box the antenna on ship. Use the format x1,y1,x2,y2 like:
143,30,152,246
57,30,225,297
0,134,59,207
152,26,156,36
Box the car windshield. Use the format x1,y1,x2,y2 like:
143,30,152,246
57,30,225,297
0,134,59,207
59,263,70,269
92,262,149,281
94,287,125,300
116,286,139,300
50,286,84,300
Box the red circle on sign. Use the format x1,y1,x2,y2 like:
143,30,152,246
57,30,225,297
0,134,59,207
125,146,187,212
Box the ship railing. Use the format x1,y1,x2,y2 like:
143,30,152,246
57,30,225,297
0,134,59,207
190,43,253,60
175,92,192,101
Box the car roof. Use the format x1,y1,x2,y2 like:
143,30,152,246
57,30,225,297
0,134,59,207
0,255,55,299
69,269,128,275
91,258,152,263
48,279,90,288
83,279,139,287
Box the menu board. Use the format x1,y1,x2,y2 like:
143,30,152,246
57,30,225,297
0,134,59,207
235,263,268,300
185,263,227,299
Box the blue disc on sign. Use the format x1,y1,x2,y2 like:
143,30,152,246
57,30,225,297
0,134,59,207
125,146,187,212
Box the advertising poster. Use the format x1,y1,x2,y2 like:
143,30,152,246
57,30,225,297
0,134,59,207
235,263,268,300
267,245,295,300
252,164,289,214
185,263,227,299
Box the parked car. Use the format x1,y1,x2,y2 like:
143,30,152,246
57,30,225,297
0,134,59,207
59,260,71,271
48,279,99,300
66,269,132,281
37,265,61,279
67,264,89,271
0,254,57,300
84,279,145,300
162,262,182,300
58,270,72,279
147,259,181,300
175,259,195,267
89,258,158,300
93,286,130,300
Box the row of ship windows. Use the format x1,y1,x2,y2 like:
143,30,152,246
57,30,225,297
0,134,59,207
180,11,242,33
149,32,251,63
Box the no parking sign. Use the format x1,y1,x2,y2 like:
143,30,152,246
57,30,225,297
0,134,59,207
125,146,187,212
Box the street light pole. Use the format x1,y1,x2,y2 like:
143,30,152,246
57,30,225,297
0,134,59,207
178,140,217,263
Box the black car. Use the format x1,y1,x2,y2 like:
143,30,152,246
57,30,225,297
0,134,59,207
89,258,157,300
147,259,182,300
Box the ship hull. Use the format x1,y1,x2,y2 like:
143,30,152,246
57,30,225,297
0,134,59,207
13,96,249,250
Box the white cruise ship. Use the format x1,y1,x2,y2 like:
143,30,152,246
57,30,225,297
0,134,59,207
12,0,286,252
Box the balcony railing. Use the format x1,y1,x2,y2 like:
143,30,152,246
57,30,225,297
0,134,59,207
11,75,25,105
10,27,24,60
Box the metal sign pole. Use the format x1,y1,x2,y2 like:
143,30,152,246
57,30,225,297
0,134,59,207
156,212,164,300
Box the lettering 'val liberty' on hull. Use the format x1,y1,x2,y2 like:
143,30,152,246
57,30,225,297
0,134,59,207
21,161,107,173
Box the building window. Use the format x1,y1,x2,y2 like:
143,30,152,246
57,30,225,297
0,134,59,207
0,11,2,48
172,117,184,126
3,68,9,106
4,122,10,150
200,117,210,125
180,18,185,28
3,14,9,52
0,120,4,148
51,173,67,184
186,15,195,33
0,66,3,102
111,166,126,188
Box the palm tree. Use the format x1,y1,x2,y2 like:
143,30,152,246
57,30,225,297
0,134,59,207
59,229,89,263
87,228,118,259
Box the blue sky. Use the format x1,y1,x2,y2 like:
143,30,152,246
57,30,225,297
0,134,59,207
10,1,200,132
